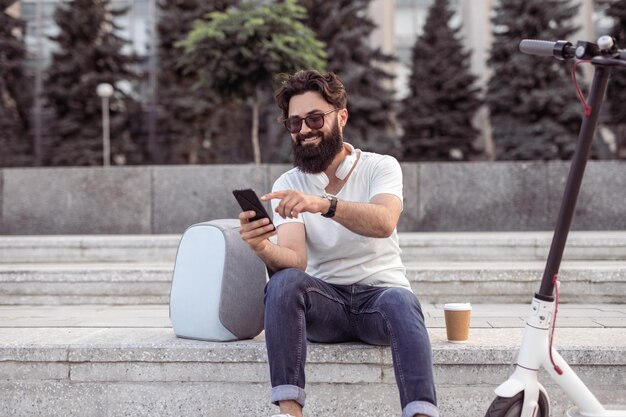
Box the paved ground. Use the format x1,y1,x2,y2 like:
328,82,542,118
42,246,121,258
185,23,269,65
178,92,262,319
2,303,625,328
1,303,625,347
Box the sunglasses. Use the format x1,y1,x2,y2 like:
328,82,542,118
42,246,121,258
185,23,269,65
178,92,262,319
281,108,340,134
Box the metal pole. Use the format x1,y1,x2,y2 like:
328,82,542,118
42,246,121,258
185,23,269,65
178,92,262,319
97,83,113,166
538,64,612,297
102,97,110,167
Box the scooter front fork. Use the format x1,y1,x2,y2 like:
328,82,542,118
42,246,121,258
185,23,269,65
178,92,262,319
494,297,606,417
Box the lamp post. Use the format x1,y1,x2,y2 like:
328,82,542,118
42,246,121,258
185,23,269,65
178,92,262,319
96,83,114,167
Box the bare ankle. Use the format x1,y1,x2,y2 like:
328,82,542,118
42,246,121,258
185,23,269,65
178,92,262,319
279,400,302,417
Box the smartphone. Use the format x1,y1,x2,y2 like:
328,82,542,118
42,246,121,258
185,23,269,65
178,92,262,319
232,188,274,226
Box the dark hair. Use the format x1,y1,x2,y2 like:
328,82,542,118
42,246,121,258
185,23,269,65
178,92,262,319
274,70,347,120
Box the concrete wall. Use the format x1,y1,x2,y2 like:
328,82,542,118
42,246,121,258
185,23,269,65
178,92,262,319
0,161,624,234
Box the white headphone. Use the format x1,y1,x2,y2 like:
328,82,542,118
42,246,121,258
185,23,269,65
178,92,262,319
309,143,358,189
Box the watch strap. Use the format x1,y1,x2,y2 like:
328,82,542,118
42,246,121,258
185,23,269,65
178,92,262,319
321,194,337,218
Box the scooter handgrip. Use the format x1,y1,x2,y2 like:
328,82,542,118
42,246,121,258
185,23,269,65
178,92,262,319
519,39,557,57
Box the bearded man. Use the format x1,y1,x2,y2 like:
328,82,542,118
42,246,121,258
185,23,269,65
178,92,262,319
238,70,438,417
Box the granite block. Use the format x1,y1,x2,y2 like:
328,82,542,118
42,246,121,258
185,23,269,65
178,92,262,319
0,346,69,362
399,162,419,232
418,161,550,231
0,362,69,380
307,363,383,383
0,264,171,283
432,364,511,386
2,167,152,234
307,342,384,364
1,161,624,234
67,333,268,363
69,361,382,384
4,378,620,417
0,234,179,263
152,165,270,233
548,161,626,230
0,294,169,305
268,164,293,186
70,362,270,383
0,282,170,297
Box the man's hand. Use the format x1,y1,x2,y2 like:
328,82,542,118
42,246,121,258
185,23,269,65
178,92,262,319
262,190,329,219
238,210,277,253
238,208,307,272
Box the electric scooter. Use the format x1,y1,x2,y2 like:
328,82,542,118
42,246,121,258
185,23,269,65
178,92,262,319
484,36,626,417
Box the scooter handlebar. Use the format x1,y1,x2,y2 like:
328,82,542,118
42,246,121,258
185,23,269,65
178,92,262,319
519,39,558,57
520,38,626,62
519,39,576,59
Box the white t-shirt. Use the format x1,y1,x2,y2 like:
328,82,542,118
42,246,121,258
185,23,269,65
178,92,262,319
271,145,410,290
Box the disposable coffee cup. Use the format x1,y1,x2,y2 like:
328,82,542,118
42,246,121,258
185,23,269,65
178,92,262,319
443,303,472,343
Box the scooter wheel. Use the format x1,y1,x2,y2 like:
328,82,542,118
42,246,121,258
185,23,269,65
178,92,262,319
485,391,549,417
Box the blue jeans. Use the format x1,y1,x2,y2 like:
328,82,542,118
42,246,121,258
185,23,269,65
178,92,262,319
264,268,439,417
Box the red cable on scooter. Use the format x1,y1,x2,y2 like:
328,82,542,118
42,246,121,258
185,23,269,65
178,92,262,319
549,274,563,375
572,60,592,117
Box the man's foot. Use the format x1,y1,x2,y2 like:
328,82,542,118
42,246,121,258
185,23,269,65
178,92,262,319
271,415,296,417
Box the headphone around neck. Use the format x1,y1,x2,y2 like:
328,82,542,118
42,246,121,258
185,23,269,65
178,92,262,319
309,143,358,189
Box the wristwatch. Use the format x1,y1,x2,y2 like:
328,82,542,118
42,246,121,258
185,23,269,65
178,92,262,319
321,194,338,218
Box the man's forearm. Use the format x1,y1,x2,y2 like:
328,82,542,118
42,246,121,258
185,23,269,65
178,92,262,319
330,200,397,238
254,240,307,272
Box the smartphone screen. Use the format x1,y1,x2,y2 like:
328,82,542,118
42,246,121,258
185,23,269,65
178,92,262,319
232,189,274,225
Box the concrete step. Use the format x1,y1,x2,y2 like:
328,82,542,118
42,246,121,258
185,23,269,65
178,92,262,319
1,261,625,305
405,260,626,304
0,234,178,264
0,304,624,417
2,231,626,264
399,231,626,262
0,262,171,305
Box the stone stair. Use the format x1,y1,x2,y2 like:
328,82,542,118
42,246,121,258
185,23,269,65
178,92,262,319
3,231,626,264
0,232,624,416
1,231,625,305
0,304,624,417
1,260,625,305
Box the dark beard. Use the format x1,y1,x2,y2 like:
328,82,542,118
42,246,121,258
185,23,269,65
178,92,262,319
292,120,343,174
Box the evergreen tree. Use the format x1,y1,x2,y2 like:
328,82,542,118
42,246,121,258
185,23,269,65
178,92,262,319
43,0,143,166
0,0,33,167
399,0,482,161
487,0,582,160
605,0,626,159
157,0,248,164
298,0,399,157
178,0,326,164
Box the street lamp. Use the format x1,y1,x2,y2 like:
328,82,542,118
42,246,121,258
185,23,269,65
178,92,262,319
96,83,114,167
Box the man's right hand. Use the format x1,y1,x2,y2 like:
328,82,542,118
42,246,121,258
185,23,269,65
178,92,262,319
238,210,277,253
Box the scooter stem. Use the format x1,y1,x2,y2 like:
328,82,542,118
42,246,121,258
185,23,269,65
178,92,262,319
539,64,612,298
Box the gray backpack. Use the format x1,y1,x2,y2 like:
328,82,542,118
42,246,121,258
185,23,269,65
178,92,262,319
169,219,267,341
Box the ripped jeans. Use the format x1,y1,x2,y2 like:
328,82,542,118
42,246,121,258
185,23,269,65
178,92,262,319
264,268,439,417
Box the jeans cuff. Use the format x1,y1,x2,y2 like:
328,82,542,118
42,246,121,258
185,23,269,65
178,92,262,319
271,384,306,408
402,400,439,417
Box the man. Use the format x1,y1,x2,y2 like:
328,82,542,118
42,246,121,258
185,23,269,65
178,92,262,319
238,70,438,417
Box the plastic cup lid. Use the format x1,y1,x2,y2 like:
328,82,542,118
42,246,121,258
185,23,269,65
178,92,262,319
443,302,472,311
